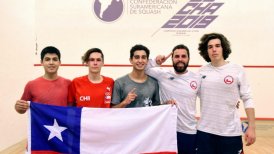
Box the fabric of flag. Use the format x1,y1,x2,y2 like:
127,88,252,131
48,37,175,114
28,102,178,154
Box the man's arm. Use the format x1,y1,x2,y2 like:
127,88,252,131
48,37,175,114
67,81,77,106
155,52,172,65
111,100,130,108
145,52,172,79
244,108,256,146
238,67,256,146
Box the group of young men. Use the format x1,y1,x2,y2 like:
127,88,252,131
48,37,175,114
15,33,256,154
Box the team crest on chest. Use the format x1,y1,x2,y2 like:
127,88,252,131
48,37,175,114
104,86,112,104
224,75,234,84
190,81,197,90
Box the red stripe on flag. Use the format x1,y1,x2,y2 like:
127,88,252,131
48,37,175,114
31,151,61,154
142,152,177,154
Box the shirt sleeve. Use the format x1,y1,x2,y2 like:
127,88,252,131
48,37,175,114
67,80,76,106
152,80,161,106
20,81,32,101
111,80,123,105
238,67,254,108
145,59,164,80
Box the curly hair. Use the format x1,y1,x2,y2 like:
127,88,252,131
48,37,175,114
198,33,231,62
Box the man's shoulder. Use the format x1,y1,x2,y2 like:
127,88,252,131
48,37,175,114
69,76,89,87
115,74,128,82
26,76,44,84
146,76,159,88
102,75,114,83
57,76,71,84
72,75,87,82
227,62,244,69
147,75,158,82
187,71,200,78
200,63,210,69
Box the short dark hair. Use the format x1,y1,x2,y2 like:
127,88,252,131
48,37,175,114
198,33,231,62
172,44,190,58
130,44,150,59
82,48,104,64
41,46,61,61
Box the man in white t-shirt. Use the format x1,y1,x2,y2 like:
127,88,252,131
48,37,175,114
196,33,256,154
146,44,200,154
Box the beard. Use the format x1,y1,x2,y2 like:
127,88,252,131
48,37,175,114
173,61,188,73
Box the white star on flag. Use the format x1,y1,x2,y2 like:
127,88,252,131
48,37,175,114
44,119,67,142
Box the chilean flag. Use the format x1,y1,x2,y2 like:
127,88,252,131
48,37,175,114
28,102,177,154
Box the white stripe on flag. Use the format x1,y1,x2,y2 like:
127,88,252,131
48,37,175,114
80,105,177,154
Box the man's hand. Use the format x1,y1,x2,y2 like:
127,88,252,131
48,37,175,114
123,88,137,105
164,99,177,106
245,126,256,146
155,52,172,65
15,100,29,114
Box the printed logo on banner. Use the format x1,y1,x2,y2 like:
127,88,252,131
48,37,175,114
92,0,224,36
159,0,224,36
162,0,224,29
93,0,124,22
93,0,178,22
129,0,178,14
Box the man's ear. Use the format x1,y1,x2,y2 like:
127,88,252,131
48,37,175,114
129,58,133,64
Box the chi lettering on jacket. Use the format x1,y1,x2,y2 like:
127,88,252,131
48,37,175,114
80,96,90,101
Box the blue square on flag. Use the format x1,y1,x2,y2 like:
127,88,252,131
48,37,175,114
29,102,82,153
